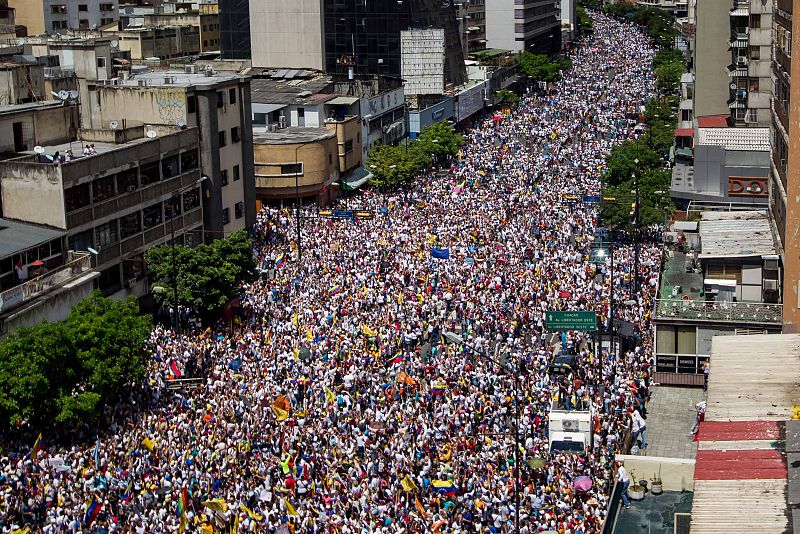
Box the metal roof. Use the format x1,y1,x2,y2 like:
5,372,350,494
327,96,360,106
252,126,335,145
696,127,770,151
698,210,775,258
690,334,799,534
0,219,65,259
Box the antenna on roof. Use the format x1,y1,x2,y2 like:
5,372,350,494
146,130,158,138
34,146,45,154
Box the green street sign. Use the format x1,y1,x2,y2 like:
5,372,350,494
546,311,597,331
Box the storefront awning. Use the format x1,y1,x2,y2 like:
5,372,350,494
342,166,372,191
674,127,694,137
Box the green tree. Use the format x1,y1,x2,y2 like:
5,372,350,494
517,52,572,83
655,61,684,94
576,6,593,32
417,122,464,160
145,230,256,315
604,140,662,187
495,89,521,106
653,48,685,71
367,142,421,188
0,292,151,427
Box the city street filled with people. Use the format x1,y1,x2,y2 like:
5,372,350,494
1,12,662,534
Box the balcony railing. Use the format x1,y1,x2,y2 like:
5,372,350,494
0,251,93,315
654,298,782,324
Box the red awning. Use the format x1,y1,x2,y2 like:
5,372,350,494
674,128,694,137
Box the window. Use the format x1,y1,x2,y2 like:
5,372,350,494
231,127,240,143
97,57,106,68
749,14,760,28
65,183,91,212
203,40,208,48
93,175,116,203
116,168,138,193
78,19,90,29
221,169,229,186
218,131,226,147
143,202,163,229
162,155,180,179
229,88,237,105
52,20,68,30
101,17,114,25
180,150,198,172
119,212,141,239
217,91,224,108
222,208,230,225
233,165,240,181
280,163,302,174
297,107,305,118
253,113,267,126
140,162,161,186
51,5,67,14
100,3,114,11
329,153,333,164
187,95,197,114
183,188,201,211
165,196,182,220
344,139,353,155
749,45,760,61
79,4,88,11
95,221,118,247
235,201,244,219
748,78,760,92
69,230,93,252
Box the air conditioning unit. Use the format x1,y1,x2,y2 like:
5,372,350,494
185,64,197,74
764,279,778,291
764,258,779,270
562,419,577,432
737,56,749,66
278,116,287,129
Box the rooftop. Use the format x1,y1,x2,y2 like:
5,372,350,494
119,69,245,89
0,100,68,118
250,75,334,105
0,219,64,259
697,210,775,258
690,333,799,534
695,115,729,128
696,127,770,151
252,127,335,145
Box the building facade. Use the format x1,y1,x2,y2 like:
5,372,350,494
9,0,118,35
727,0,772,126
81,69,257,239
219,0,251,59
484,0,561,53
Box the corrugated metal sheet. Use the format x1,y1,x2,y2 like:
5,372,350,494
691,479,788,533
697,211,776,258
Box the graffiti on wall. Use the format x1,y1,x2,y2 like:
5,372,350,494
154,89,186,123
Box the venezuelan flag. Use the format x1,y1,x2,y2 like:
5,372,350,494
28,433,43,459
328,286,343,297
275,255,285,268
432,479,457,497
84,498,102,525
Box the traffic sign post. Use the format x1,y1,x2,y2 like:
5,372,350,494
545,311,597,331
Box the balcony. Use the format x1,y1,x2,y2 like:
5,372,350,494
0,251,93,316
654,298,782,324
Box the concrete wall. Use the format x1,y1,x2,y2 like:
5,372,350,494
11,0,119,35
0,105,76,154
253,136,338,199
0,162,67,229
8,0,45,35
85,85,188,129
616,455,696,492
249,0,325,70
326,116,361,174
485,0,518,52
693,0,733,118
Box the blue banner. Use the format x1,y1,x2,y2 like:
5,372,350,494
431,248,450,260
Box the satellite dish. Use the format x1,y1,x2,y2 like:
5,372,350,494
729,82,737,90
87,247,99,255
176,118,186,127
51,91,61,99
68,90,79,100
109,120,119,130
146,130,158,138
58,90,69,100
111,39,119,47
34,146,45,154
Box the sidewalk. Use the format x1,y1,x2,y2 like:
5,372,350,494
639,385,705,459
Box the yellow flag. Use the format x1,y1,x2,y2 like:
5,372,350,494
240,504,263,521
201,498,228,512
306,327,313,341
401,475,417,492
292,313,299,330
201,524,214,534
10,529,30,534
362,325,377,337
283,498,298,516
272,405,289,422
141,437,155,451
179,511,188,533
230,511,239,534
325,387,336,403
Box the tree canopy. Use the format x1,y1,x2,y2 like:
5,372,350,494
495,89,521,106
576,6,593,32
367,123,463,189
145,229,256,315
0,292,151,428
517,52,572,84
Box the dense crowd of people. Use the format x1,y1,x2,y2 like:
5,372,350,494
1,12,662,534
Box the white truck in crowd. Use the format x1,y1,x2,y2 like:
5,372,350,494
548,400,594,454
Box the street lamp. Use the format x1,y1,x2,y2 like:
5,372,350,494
443,331,523,533
168,175,207,334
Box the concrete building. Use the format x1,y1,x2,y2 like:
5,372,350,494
119,1,220,52
727,0,772,127
692,0,732,120
0,57,46,106
0,100,78,155
465,0,487,52
771,0,800,333
653,210,782,386
252,127,339,208
9,0,118,35
0,106,203,298
0,221,97,339
81,68,256,239
249,0,465,87
484,0,561,54
561,0,576,47
102,24,200,60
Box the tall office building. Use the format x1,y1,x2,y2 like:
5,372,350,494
773,0,800,331
484,0,561,54
250,0,465,86
692,0,734,119
219,0,251,59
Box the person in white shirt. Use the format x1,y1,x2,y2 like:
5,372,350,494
631,409,647,449
617,463,631,508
